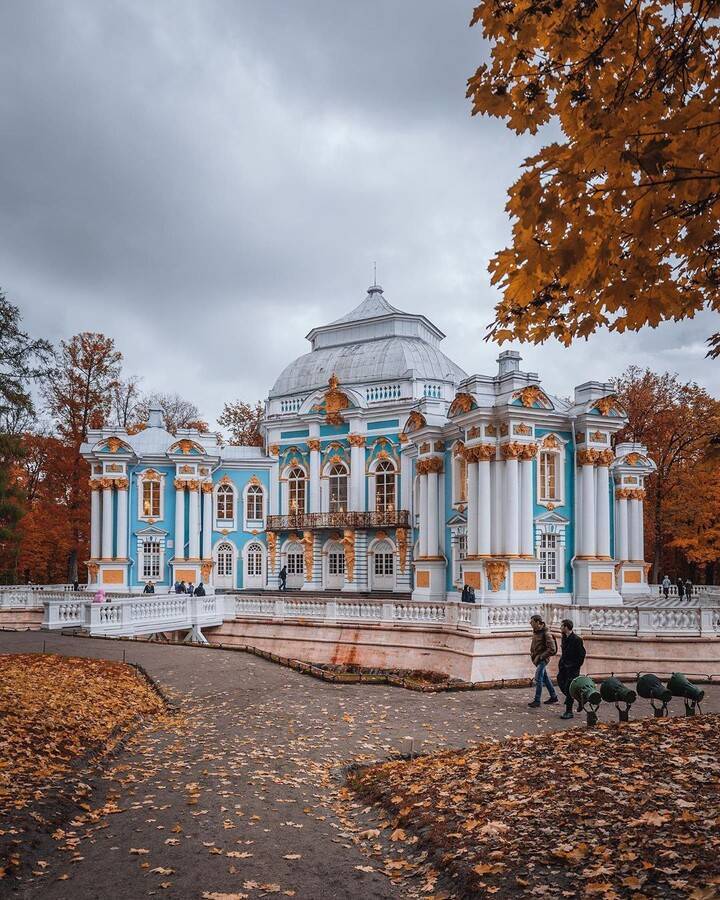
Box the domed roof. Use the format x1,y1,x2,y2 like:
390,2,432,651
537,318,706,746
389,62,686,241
269,285,467,398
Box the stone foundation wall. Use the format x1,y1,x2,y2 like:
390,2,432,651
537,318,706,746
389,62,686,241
0,609,43,630
206,619,720,682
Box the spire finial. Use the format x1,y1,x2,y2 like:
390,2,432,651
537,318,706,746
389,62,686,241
373,260,377,287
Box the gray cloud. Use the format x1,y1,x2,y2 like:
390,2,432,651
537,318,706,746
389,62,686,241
1,0,718,429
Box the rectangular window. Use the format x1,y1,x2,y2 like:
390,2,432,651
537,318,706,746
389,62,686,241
539,452,558,502
142,481,160,518
539,533,558,581
142,540,161,579
328,552,346,575
287,552,304,575
374,553,394,576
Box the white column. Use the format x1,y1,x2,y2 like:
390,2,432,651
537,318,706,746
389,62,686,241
400,449,412,513
466,455,479,556
202,485,212,559
90,485,101,559
519,451,535,556
637,491,645,561
174,482,186,560
477,455,492,556
579,457,596,557
503,452,519,555
349,437,365,512
309,441,321,513
629,495,642,561
491,459,503,555
188,485,200,559
616,492,629,561
418,473,428,557
427,468,439,557
101,483,114,559
116,481,128,560
595,463,610,558
270,462,280,515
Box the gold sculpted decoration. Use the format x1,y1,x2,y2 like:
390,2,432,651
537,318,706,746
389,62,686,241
575,432,585,442
107,463,123,473
115,477,129,490
87,561,99,581
178,439,194,454
202,481,214,493
513,385,550,409
416,456,443,475
307,439,321,452
475,444,497,461
434,441,445,451
405,411,427,434
500,442,523,460
615,488,631,500
142,468,161,481
302,531,314,582
248,474,261,486
500,423,509,437
484,560,507,592
219,474,232,485
485,424,497,437
267,532,277,571
173,478,186,491
342,529,355,582
398,432,408,443
467,425,480,439
187,480,200,491
179,464,194,474
396,528,408,574
201,560,213,582
375,530,387,541
269,444,280,456
514,423,532,436
519,443,538,460
98,478,114,490
592,395,624,416
323,374,350,426
348,434,366,448
419,442,431,454
596,449,615,466
542,434,560,449
453,441,466,457
577,448,599,466
106,437,124,453
448,392,475,417
590,430,608,443
89,478,101,491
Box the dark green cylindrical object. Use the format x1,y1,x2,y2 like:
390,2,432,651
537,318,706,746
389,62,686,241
570,675,601,708
600,676,637,705
637,673,672,702
667,672,705,703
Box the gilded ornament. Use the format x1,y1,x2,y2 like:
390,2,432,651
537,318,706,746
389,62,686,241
546,503,556,512
220,528,229,536
575,432,585,442
201,560,213,582
404,410,427,433
576,448,599,466
484,560,507,592
475,444,497,462
590,430,608,443
180,464,193,474
173,477,186,491
115,477,129,490
219,474,232,485
106,436,124,454
467,426,480,439
615,488,632,500
269,444,280,456
592,395,624,416
187,480,200,491
398,432,408,443
248,474,262,486
596,449,615,466
307,439,321,452
500,442,523,460
267,532,277,571
419,442,431,454
89,478,101,491
513,385,550,409
542,434,560,449
377,449,389,459
375,530,387,541
513,423,532,436
302,530,314,582
453,441,466,457
99,477,114,490
519,443,538,460
499,423,509,437
396,528,408,574
485,424,497,437
342,529,355,582
202,481,214,493
329,454,343,466
416,455,444,475
448,392,475,417
142,468,161,481
200,467,209,476
87,561,100,581
348,434,366,447
434,441,445,452
178,439,194,454
323,374,350,426
147,518,156,525
107,463,123,473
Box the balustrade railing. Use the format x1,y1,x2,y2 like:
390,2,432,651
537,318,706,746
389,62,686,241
266,510,410,531
233,595,720,637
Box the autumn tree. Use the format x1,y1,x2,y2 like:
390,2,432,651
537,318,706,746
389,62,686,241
218,400,264,446
136,391,207,434
43,332,122,581
111,376,143,430
613,366,720,580
467,0,720,352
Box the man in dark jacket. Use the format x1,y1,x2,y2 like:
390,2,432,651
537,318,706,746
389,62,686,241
528,615,559,708
143,580,155,594
194,582,206,596
557,619,586,719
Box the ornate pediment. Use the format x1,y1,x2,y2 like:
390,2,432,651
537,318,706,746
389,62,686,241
404,410,427,434
590,395,625,417
511,386,553,410
448,392,477,417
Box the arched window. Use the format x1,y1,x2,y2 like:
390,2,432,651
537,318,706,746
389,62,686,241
286,543,304,575
288,467,306,514
246,542,263,577
217,484,234,521
246,485,264,521
539,451,559,502
375,459,396,513
216,542,234,578
452,448,467,505
328,463,348,513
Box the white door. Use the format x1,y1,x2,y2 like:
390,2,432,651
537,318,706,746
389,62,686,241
215,542,235,589
286,545,305,590
371,540,395,591
325,543,345,591
245,542,264,590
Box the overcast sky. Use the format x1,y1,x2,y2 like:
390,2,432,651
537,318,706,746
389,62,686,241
2,0,718,430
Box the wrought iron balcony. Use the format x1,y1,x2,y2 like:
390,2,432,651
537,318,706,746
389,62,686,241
265,510,411,531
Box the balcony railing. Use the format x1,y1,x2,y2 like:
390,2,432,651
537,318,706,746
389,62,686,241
266,510,411,531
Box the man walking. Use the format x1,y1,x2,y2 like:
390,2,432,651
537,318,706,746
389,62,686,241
528,614,559,708
557,619,586,719
279,565,288,592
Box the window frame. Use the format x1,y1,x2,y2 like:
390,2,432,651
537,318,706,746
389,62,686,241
287,467,307,515
215,483,236,528
141,539,161,580
374,459,397,513
328,462,348,514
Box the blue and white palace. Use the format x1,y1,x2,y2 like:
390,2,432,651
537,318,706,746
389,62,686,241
81,284,655,605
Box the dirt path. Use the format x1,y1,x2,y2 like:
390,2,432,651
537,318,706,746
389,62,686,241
2,632,718,900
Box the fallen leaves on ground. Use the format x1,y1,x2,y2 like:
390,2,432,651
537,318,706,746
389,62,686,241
349,715,720,898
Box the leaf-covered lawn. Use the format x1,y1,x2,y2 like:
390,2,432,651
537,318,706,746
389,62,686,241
0,653,164,812
349,716,720,899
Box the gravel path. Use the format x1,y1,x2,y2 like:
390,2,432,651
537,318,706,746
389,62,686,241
2,632,718,900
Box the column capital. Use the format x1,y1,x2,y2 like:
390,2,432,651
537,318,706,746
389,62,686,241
577,448,599,466
307,439,321,452
595,449,615,466
115,477,129,491
464,444,496,462
186,479,200,492
201,481,214,493
174,478,187,491
99,477,114,490
518,443,538,461
417,456,443,475
500,442,523,460
88,478,102,491
347,434,366,448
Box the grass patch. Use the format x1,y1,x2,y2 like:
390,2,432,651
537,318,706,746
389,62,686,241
348,715,720,898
